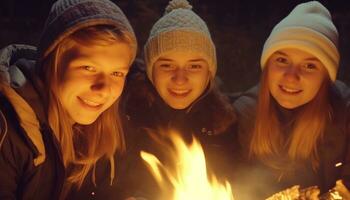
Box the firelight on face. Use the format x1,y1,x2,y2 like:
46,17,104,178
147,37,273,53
152,51,211,109
266,48,328,109
57,41,132,125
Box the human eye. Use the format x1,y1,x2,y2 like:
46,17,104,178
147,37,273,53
160,63,171,68
302,62,318,71
111,71,125,77
81,65,96,72
275,57,289,64
189,64,202,69
186,64,202,72
157,62,175,71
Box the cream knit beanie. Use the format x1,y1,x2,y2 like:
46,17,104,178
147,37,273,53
144,0,216,82
260,1,339,81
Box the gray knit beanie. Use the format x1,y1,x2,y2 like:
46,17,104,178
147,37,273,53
261,1,339,81
38,0,137,61
144,0,216,82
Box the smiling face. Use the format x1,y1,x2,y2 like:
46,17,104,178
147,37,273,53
266,48,328,109
57,41,132,125
152,51,211,109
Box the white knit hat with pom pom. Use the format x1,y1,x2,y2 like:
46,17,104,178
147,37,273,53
144,0,216,82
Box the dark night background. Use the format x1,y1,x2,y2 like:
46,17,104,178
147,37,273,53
0,0,349,92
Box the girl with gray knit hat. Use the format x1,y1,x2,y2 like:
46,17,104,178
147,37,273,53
232,1,350,199
0,0,137,199
120,0,237,199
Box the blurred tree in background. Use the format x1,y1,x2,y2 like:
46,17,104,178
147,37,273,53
0,0,349,92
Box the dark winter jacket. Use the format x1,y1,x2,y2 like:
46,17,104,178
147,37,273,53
0,44,127,200
0,44,65,199
119,63,238,199
232,82,350,199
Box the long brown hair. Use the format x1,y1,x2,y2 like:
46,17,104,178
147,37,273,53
249,68,332,170
40,25,134,187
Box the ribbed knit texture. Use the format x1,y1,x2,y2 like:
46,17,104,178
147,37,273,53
38,0,137,61
144,0,216,81
260,1,339,81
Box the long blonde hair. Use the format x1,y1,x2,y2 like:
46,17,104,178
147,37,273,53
249,68,332,170
39,25,134,187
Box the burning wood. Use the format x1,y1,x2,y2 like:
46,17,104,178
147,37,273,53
266,185,300,200
266,185,344,200
140,131,234,200
138,131,345,200
319,190,343,200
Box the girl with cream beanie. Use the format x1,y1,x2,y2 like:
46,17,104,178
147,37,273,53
120,0,237,198
232,1,350,199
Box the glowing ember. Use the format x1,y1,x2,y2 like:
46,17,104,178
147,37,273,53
140,131,234,200
266,185,344,200
266,186,300,200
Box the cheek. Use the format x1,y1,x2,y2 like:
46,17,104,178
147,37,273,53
267,76,277,92
200,75,210,90
111,80,126,99
305,77,324,95
57,81,74,101
153,74,168,91
266,68,280,90
55,87,74,115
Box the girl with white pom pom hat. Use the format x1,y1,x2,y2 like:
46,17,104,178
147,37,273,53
119,0,238,199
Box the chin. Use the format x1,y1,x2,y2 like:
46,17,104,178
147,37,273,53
168,103,190,110
277,101,301,109
74,117,98,125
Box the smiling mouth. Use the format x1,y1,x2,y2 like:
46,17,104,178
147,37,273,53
78,97,103,108
279,85,302,94
168,89,191,97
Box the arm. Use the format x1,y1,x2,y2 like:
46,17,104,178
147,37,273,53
0,110,19,199
331,100,350,199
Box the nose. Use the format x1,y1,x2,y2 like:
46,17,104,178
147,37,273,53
90,73,111,98
283,65,300,81
171,68,188,85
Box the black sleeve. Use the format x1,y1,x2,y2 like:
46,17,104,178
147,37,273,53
341,104,350,188
0,92,38,200
0,109,19,199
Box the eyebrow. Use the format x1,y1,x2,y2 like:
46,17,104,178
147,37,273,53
156,58,206,62
274,51,288,56
274,51,321,62
157,58,173,62
70,57,130,70
188,59,206,62
304,57,321,62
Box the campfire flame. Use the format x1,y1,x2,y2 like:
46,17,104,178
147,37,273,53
140,131,234,200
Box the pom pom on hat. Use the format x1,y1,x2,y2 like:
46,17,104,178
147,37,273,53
260,1,339,81
165,0,193,14
144,0,216,82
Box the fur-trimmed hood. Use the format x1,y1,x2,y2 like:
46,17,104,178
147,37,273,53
0,44,47,166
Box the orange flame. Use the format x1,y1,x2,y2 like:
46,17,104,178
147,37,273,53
140,131,234,200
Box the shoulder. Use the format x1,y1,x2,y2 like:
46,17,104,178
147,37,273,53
329,82,349,123
333,80,350,101
230,86,258,146
121,60,157,120
0,92,32,150
233,85,259,120
0,93,20,149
